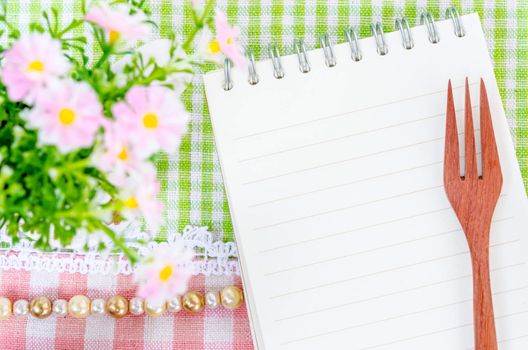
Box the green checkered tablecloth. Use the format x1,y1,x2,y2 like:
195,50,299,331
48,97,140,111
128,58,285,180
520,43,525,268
3,0,527,244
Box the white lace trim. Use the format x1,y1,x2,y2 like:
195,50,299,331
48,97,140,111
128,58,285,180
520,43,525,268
0,225,240,276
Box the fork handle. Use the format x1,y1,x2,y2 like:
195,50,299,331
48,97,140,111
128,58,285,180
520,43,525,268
471,248,498,350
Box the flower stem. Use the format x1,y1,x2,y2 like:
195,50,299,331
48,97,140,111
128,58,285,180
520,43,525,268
182,28,199,52
94,46,112,69
182,0,215,51
51,159,91,178
136,66,193,86
94,221,140,265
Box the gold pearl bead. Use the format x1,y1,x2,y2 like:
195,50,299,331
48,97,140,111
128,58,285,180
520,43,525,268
220,286,244,310
182,291,205,313
0,297,11,320
29,296,52,319
68,295,91,319
144,300,165,317
105,296,128,319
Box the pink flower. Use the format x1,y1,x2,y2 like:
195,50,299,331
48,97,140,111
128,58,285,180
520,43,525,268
25,80,104,153
96,119,154,186
197,28,224,64
85,3,150,45
112,85,189,158
120,170,164,233
134,243,194,306
1,33,69,102
213,11,246,69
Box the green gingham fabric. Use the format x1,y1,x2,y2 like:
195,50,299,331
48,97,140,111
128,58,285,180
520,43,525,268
3,0,527,244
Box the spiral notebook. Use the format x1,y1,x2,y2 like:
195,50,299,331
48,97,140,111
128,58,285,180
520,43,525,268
204,12,528,350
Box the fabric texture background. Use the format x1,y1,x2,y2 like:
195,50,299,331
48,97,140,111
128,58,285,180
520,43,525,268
0,0,527,349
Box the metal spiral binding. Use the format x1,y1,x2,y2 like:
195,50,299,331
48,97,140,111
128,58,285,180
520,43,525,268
344,28,362,61
395,17,414,49
446,7,465,37
223,58,233,91
269,44,285,79
223,7,467,90
294,39,311,73
319,33,337,67
421,12,440,43
247,48,259,85
371,22,388,55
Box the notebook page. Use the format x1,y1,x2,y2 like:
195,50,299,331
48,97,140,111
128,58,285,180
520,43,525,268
204,14,528,350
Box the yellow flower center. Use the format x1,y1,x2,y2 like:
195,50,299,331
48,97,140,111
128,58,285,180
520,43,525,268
124,196,138,209
208,39,221,54
58,108,76,125
143,113,158,129
27,60,44,72
159,265,173,282
109,30,120,44
117,146,128,161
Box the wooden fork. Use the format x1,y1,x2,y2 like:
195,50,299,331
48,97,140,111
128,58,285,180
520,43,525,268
444,78,502,350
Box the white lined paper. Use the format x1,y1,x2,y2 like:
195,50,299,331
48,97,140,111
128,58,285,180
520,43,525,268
204,14,528,350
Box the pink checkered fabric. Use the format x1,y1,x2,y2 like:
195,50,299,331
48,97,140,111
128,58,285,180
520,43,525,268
0,269,253,349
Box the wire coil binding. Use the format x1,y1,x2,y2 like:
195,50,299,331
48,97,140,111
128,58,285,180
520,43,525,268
223,58,233,91
295,39,311,73
371,22,389,55
246,48,259,85
421,12,440,43
319,33,337,67
344,27,362,62
395,17,414,49
269,44,285,79
222,7,466,90
446,7,465,37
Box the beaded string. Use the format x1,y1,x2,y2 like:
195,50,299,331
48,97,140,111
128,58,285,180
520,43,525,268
0,286,244,320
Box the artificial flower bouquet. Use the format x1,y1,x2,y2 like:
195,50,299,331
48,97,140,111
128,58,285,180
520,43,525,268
0,0,243,303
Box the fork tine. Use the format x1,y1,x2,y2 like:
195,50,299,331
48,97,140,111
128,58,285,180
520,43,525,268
444,80,461,183
464,78,478,180
480,79,502,180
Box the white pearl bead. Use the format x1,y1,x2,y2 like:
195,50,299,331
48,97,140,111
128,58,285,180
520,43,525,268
52,299,68,317
68,295,90,319
166,297,182,313
0,297,11,320
129,297,144,315
220,286,244,309
144,299,165,317
13,300,29,317
205,292,219,308
90,298,106,315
